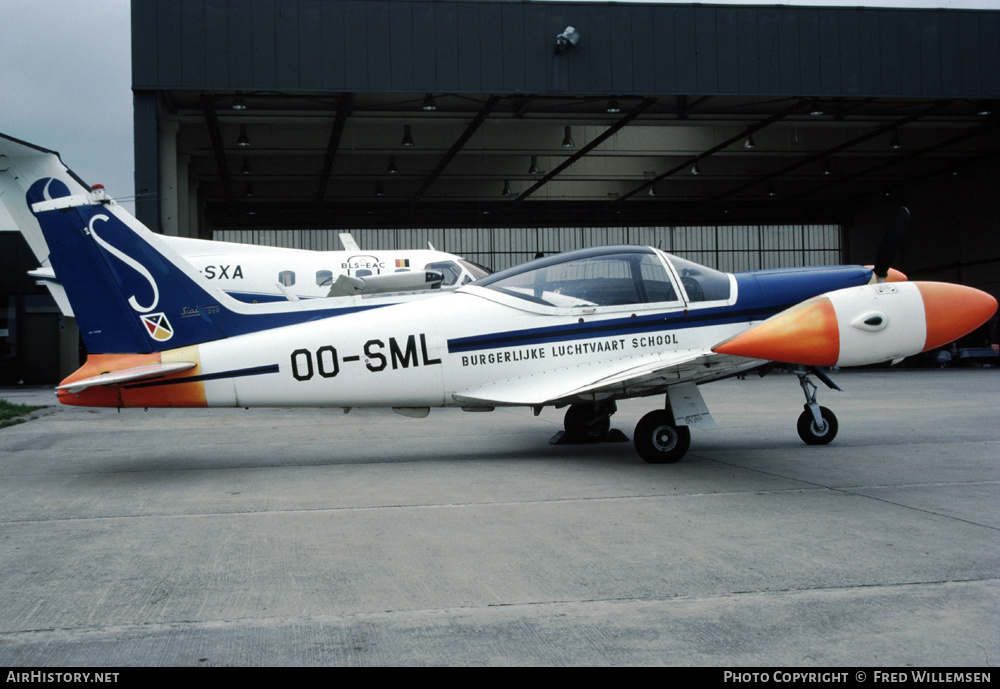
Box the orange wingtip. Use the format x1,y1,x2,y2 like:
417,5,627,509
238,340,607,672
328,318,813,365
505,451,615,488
918,282,998,351
713,296,841,366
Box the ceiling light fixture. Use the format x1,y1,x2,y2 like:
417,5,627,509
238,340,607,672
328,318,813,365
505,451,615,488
744,134,756,150
528,156,541,175
387,156,399,174
401,125,415,147
889,130,902,151
606,99,621,114
502,180,513,197
562,126,575,148
375,181,385,197
237,124,251,147
422,94,437,111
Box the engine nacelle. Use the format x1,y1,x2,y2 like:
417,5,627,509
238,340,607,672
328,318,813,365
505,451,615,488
712,282,997,367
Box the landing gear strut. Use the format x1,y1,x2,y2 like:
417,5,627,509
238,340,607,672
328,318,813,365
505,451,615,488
794,368,839,445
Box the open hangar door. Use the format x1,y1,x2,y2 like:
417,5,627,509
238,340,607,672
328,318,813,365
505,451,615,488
132,1,999,291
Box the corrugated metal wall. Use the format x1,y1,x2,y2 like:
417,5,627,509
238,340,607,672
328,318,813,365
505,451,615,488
214,224,841,272
133,0,1000,98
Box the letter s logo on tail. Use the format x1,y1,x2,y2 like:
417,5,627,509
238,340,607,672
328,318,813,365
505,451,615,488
87,214,160,314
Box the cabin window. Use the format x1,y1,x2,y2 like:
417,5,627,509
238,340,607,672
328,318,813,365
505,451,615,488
316,270,333,286
278,270,295,287
426,261,463,286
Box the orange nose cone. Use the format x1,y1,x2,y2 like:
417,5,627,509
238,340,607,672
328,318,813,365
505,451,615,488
918,282,998,351
713,296,841,366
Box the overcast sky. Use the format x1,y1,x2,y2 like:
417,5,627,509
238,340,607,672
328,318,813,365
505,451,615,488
1,0,995,232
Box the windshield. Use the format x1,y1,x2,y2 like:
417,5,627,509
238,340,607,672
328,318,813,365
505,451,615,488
478,248,679,308
665,254,732,302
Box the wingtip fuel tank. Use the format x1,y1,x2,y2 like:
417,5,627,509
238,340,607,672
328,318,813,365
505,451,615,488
712,282,997,367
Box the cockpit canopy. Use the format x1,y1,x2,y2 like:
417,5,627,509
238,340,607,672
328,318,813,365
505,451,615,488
474,246,731,308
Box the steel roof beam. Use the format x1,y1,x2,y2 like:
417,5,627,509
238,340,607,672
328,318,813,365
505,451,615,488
412,95,501,202
616,100,807,203
713,102,950,202
315,92,354,203
200,94,233,206
514,98,658,203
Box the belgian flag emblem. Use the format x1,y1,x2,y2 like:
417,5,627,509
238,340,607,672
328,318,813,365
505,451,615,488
395,259,410,268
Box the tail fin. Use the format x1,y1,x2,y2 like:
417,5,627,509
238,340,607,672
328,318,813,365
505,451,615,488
25,177,234,353
0,134,97,315
0,133,94,263
1,132,362,355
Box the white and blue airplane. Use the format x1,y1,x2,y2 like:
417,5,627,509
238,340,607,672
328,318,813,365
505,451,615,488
0,134,488,317
1,131,996,463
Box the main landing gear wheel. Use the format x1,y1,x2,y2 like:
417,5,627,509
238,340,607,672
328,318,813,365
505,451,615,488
564,402,614,441
797,406,838,445
634,410,691,464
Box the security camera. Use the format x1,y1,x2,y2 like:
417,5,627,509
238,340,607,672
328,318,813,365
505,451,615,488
555,26,580,54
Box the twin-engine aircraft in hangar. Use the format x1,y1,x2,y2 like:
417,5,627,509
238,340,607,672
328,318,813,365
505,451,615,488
1,132,996,463
0,134,487,318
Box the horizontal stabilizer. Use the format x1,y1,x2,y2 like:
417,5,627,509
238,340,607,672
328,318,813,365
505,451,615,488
56,361,197,393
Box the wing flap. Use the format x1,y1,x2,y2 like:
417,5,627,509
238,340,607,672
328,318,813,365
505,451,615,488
452,350,713,406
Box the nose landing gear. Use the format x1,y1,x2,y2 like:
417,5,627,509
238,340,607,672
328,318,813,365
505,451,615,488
795,368,839,445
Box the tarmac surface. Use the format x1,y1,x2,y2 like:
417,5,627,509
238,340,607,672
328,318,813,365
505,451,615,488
0,368,997,667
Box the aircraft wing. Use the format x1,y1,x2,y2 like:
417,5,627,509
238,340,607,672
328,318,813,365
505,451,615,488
452,349,754,407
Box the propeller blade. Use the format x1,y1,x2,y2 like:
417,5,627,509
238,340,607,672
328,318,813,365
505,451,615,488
873,207,910,280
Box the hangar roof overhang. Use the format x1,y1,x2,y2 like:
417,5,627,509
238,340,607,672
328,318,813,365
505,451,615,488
132,1,1000,231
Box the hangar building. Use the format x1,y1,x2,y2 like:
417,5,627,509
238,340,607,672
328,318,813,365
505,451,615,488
3,0,999,383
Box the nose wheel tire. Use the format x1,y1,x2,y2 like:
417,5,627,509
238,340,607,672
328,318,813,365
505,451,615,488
797,406,838,445
634,410,691,464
